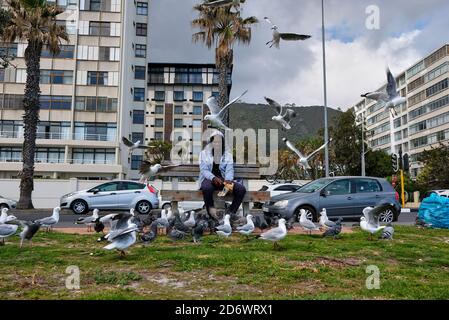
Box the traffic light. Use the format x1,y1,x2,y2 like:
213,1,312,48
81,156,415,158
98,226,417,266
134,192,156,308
391,153,399,173
403,153,410,172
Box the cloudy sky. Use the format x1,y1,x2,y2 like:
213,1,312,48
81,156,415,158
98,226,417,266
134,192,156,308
149,0,449,110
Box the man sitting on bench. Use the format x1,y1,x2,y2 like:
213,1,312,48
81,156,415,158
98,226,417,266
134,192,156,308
199,130,246,227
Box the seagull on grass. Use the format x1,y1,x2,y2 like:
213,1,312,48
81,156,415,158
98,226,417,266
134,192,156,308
19,220,42,248
35,207,60,232
264,97,297,130
319,208,336,229
237,214,255,238
75,209,99,232
122,137,155,157
204,90,248,130
360,205,390,240
184,211,196,229
258,218,287,250
103,213,138,256
361,68,406,118
379,223,394,240
264,17,311,49
139,162,180,183
299,209,319,235
0,223,18,245
283,137,332,170
0,208,17,224
322,217,343,239
215,214,232,238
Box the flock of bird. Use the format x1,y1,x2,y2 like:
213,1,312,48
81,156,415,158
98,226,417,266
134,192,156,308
0,202,394,254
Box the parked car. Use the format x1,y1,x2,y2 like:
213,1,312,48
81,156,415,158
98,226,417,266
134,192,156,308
159,199,205,211
253,183,302,209
0,195,17,209
60,181,159,215
263,176,401,223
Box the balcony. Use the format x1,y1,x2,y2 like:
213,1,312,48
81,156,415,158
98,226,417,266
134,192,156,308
73,133,116,142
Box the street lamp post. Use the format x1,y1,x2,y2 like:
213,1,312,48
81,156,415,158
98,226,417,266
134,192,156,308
361,116,366,177
321,0,330,177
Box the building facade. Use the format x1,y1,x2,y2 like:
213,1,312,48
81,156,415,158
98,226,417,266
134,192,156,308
352,44,449,178
135,62,231,180
0,0,150,180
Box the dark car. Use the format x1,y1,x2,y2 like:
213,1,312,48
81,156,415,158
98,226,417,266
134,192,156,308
262,176,401,223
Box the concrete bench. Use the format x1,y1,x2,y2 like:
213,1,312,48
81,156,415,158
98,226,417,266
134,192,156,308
158,164,270,216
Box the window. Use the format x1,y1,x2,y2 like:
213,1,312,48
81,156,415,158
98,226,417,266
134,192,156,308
89,0,101,11
36,121,70,140
0,94,25,110
87,71,108,85
131,155,143,170
212,91,219,98
97,182,120,192
41,45,75,59
40,96,72,110
192,92,203,102
136,2,148,15
89,22,110,36
133,110,145,124
174,106,183,114
154,119,164,127
0,147,22,162
274,185,300,192
174,119,183,128
193,106,202,115
134,88,145,101
132,132,144,143
75,97,117,112
98,47,110,61
40,70,73,84
393,118,401,128
426,78,448,97
355,179,382,193
136,23,147,36
0,69,4,82
323,179,351,196
155,105,164,114
134,66,146,80
74,122,116,141
193,120,202,128
0,120,23,138
154,132,163,140
73,149,115,165
35,148,65,164
174,91,184,101
135,44,147,58
122,182,145,190
154,91,165,101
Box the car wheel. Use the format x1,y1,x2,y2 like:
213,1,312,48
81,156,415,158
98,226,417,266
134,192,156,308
0,203,9,210
71,199,89,215
136,200,152,215
379,206,396,223
162,203,171,210
295,206,317,222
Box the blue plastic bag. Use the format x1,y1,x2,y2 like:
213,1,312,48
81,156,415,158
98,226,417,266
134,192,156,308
418,193,449,229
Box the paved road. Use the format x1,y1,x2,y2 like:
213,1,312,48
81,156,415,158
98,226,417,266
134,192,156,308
9,208,418,228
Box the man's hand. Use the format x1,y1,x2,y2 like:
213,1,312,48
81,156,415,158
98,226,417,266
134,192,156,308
212,177,224,187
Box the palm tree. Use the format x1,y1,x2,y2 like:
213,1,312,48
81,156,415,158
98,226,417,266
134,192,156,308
2,0,68,209
192,1,257,125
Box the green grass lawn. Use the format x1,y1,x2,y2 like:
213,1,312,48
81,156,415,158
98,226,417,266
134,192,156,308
0,225,448,300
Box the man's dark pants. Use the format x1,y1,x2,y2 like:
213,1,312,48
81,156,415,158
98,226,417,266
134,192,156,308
200,179,247,215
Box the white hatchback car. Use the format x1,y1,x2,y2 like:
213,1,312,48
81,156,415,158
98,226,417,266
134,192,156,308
0,195,17,210
253,183,303,208
60,181,159,215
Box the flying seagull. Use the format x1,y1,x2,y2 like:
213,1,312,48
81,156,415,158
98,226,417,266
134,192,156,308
204,90,248,130
215,214,232,238
283,137,332,170
258,218,287,250
139,162,180,183
319,208,336,229
379,223,394,240
360,205,389,240
35,207,60,232
122,137,155,157
264,17,311,49
361,68,406,118
19,220,42,248
322,217,343,239
237,214,255,239
264,97,297,130
103,213,138,256
202,0,244,8
299,209,319,235
75,209,99,232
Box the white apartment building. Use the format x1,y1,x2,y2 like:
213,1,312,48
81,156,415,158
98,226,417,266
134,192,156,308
0,0,150,180
352,44,449,178
132,62,231,180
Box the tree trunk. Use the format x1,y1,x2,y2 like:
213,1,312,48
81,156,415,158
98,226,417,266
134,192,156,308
17,40,42,209
216,49,233,127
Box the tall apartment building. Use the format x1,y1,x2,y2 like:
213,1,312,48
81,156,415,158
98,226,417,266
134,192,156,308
0,0,150,180
134,62,232,180
352,44,449,178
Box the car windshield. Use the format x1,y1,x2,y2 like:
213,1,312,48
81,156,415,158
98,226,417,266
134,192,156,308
296,179,335,193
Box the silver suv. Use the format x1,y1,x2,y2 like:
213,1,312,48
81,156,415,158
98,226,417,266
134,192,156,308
60,181,159,215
